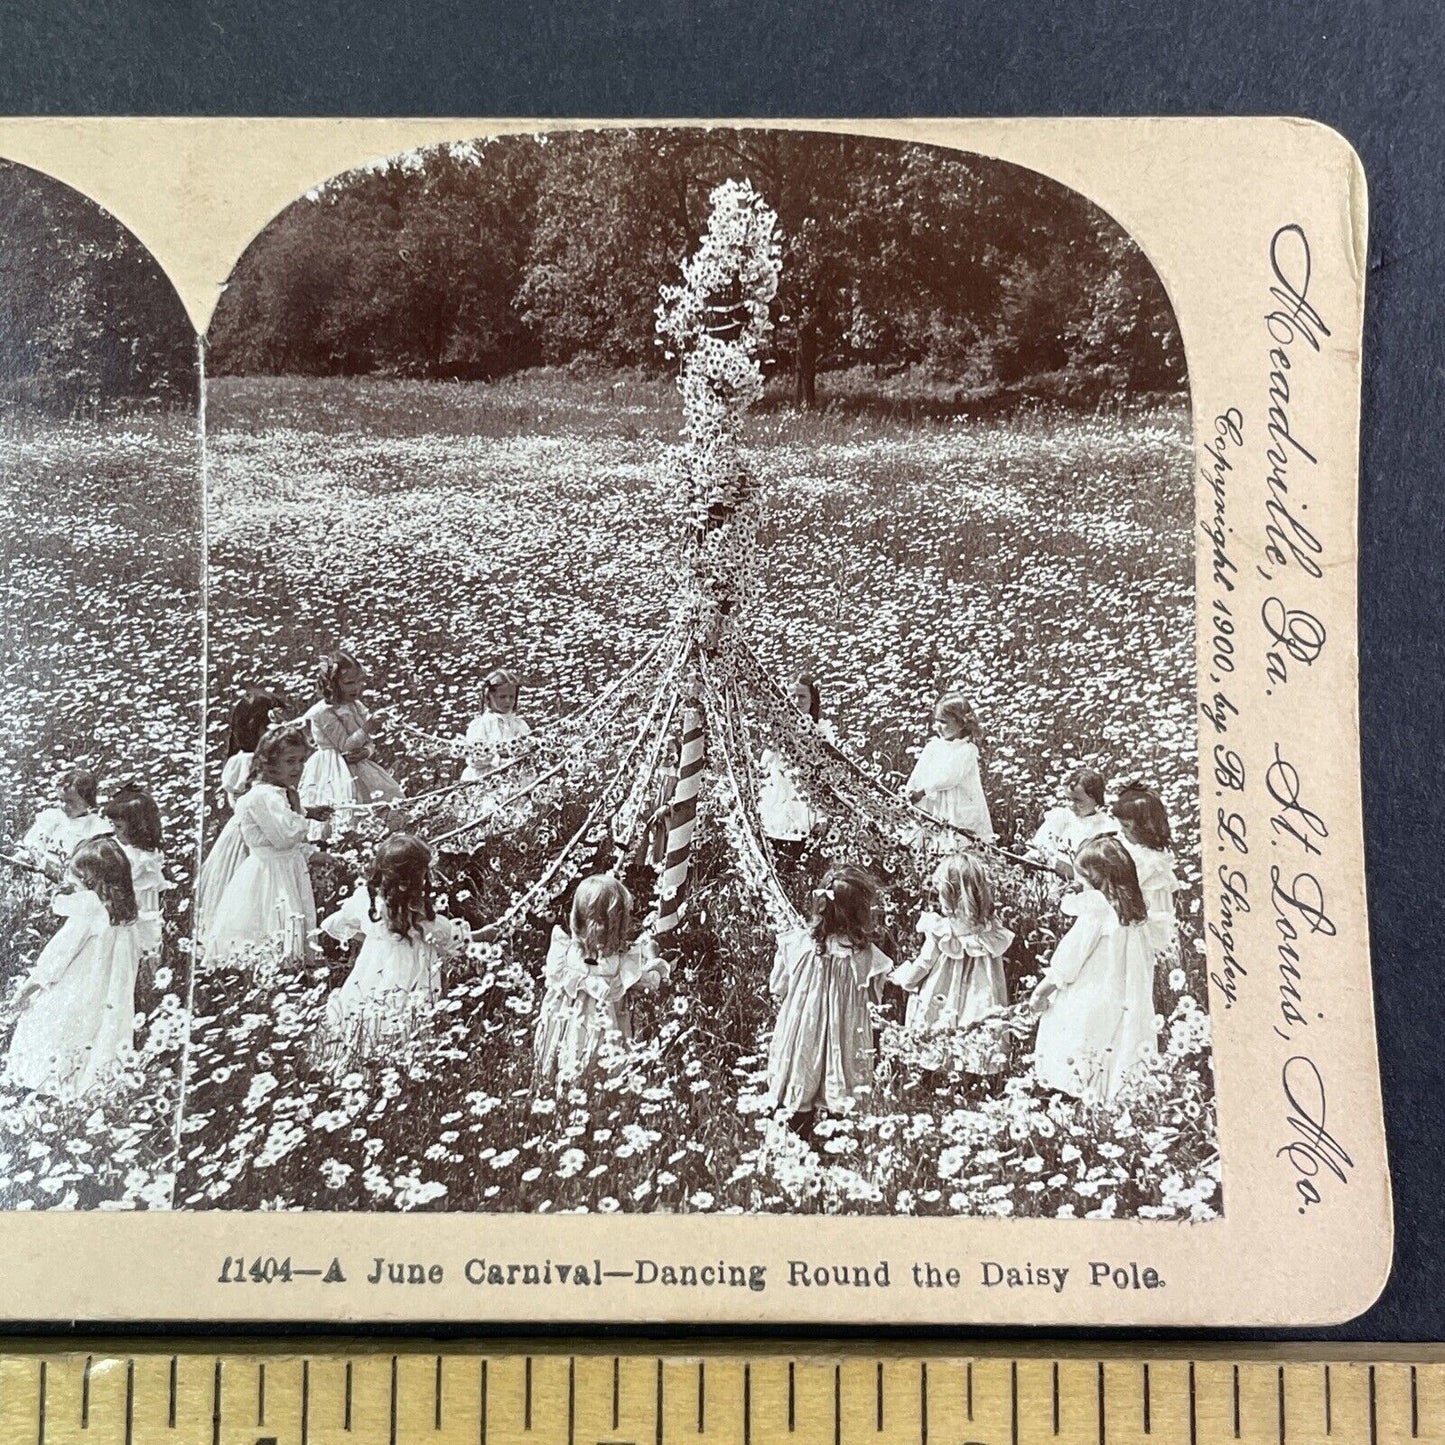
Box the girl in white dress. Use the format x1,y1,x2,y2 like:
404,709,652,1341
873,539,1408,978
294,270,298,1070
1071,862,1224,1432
890,853,1014,1077
1029,767,1119,879
5,835,140,1100
905,694,995,841
322,833,472,1051
1112,782,1182,964
196,689,284,939
101,786,168,961
206,725,331,965
299,652,403,830
759,675,827,863
1030,835,1159,1106
461,667,532,783
766,867,893,1135
534,875,668,1085
20,768,111,880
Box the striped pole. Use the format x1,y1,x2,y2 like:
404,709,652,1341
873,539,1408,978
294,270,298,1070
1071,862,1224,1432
655,693,706,937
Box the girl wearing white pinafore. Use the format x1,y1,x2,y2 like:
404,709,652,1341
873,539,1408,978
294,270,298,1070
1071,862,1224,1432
462,709,531,779
299,652,402,831
905,694,995,841
890,854,1013,1074
101,787,169,960
196,750,253,940
758,748,818,843
125,847,167,958
1123,841,1181,962
322,834,471,1048
758,675,827,852
5,836,140,1100
206,727,329,964
533,875,667,1084
1112,783,1183,964
766,868,893,1116
21,768,111,880
197,689,284,938
1030,767,1118,876
461,668,532,782
458,670,534,832
1031,836,1159,1106
21,808,111,872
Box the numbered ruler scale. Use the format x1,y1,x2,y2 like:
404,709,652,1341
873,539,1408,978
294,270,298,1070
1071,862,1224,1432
0,1346,1436,1445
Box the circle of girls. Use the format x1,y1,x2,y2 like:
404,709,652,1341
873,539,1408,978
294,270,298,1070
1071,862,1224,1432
4,649,1184,1149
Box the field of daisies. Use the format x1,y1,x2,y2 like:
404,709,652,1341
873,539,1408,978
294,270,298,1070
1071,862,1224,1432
0,370,1218,1219
175,370,1217,1221
0,411,200,1210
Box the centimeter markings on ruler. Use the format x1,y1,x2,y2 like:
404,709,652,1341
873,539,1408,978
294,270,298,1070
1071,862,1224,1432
0,1349,1435,1445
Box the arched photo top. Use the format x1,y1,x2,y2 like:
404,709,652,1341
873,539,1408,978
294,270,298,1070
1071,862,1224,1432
0,158,197,418
206,127,1187,422
189,124,1209,1227
0,156,203,1215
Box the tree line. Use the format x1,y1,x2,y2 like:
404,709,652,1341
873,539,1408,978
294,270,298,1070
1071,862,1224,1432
0,137,1188,419
0,162,197,415
211,131,1186,410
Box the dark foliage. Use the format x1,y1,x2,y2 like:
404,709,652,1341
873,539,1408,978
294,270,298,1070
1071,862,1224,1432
0,161,197,415
207,130,1186,410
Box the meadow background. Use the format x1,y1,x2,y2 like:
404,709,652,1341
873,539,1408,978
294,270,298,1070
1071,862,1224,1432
176,367,1217,1220
0,132,1218,1220
0,412,199,1211
0,158,199,1211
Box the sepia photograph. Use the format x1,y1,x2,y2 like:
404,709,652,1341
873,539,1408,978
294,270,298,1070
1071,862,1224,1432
172,128,1215,1220
0,158,200,1209
0,112,1391,1328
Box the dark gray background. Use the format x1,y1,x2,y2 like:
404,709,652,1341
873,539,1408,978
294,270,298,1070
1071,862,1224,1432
0,0,1440,1343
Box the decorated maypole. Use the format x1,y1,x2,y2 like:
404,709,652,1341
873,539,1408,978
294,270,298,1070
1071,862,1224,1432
397,174,1037,960
652,180,781,936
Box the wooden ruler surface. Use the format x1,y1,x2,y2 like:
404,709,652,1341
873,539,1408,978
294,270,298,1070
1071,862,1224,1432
0,1343,1437,1445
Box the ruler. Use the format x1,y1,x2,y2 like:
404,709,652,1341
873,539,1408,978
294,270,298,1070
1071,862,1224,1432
0,1343,1436,1445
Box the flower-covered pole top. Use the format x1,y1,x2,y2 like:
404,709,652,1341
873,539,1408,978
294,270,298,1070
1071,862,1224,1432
655,179,782,655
